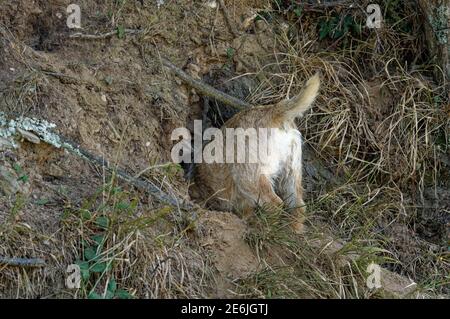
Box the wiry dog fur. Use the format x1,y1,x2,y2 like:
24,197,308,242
195,74,320,233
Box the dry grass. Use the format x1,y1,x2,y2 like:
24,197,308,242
1,14,214,299
0,0,448,299
0,176,214,298
238,0,449,297
59,179,213,298
232,206,381,299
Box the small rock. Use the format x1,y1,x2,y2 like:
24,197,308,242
190,35,203,45
187,63,201,79
0,166,20,195
214,42,232,57
156,0,165,8
243,13,258,30
48,163,65,178
191,92,200,103
187,63,201,74
235,60,245,73
0,137,14,150
255,19,268,32
133,63,142,72
205,0,217,9
17,128,41,144
30,7,43,15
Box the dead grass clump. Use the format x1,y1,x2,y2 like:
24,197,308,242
234,207,380,299
244,1,449,295
59,179,214,298
0,178,214,298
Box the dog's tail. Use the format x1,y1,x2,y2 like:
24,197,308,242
279,73,320,120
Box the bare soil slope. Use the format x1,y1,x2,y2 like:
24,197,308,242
0,0,448,298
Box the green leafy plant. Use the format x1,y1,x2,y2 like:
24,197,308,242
35,198,49,205
116,25,125,39
319,15,362,41
13,163,29,183
293,6,302,17
226,47,235,60
63,182,141,299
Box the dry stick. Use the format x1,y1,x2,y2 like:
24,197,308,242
292,0,358,13
4,109,188,210
160,58,251,110
69,29,142,40
218,0,241,38
58,136,193,210
298,0,355,8
0,256,45,267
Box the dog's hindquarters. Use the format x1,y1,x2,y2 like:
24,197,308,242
274,131,306,233
195,73,320,232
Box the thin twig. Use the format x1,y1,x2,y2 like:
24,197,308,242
0,256,46,267
298,0,355,8
58,136,193,210
69,29,142,40
160,57,251,110
2,110,192,210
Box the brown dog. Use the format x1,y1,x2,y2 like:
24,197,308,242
195,74,320,233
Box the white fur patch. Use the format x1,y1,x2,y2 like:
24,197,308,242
261,128,302,178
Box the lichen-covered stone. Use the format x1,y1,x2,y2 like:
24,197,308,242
419,0,450,85
0,166,20,195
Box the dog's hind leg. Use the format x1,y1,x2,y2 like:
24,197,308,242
276,161,306,234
